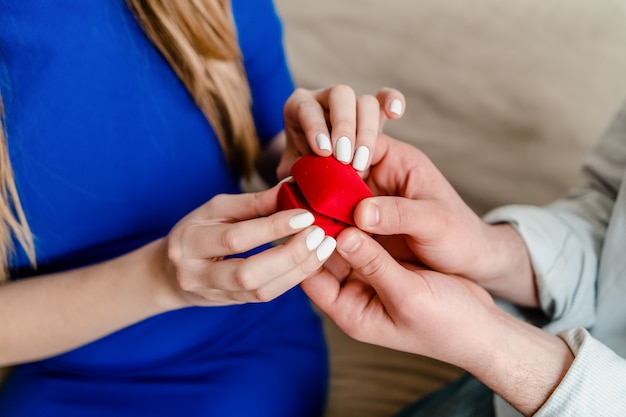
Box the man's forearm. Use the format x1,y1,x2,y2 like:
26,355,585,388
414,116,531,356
469,306,574,416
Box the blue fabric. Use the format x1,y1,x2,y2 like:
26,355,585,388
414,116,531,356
0,1,327,416
0,0,294,270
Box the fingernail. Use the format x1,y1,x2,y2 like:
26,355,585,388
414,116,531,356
339,231,362,254
305,226,325,251
278,175,294,184
352,146,370,171
316,236,337,261
316,133,332,152
362,201,380,228
289,212,315,229
336,136,352,163
390,99,402,115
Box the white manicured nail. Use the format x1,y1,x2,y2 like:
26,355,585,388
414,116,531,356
306,227,325,251
336,136,352,163
316,236,337,261
278,175,294,184
316,133,332,152
390,99,402,115
352,146,370,171
289,212,315,229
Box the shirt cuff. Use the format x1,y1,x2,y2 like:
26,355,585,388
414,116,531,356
534,328,626,416
495,327,626,417
483,205,596,333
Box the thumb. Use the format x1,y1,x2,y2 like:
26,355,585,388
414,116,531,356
354,195,434,237
336,228,405,299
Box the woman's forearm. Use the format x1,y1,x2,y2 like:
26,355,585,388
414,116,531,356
0,239,183,366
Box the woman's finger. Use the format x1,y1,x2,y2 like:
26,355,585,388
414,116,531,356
284,88,332,156
170,207,316,260
191,186,281,223
190,227,337,299
326,85,358,164
352,94,380,171
376,87,405,130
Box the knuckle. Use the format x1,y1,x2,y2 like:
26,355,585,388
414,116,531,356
220,228,244,254
265,213,289,241
359,251,389,279
251,286,275,303
167,240,183,266
294,99,315,120
233,265,257,291
289,240,309,266
301,240,330,271
392,199,411,229
173,264,199,293
248,190,267,218
166,227,188,266
332,117,353,132
329,84,355,98
292,87,309,99
293,257,320,281
177,273,196,292
358,94,378,108
209,193,228,207
357,125,378,140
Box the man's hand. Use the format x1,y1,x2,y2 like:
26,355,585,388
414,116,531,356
302,226,574,416
356,134,538,307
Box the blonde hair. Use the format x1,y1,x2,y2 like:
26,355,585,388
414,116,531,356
0,97,36,279
0,0,259,281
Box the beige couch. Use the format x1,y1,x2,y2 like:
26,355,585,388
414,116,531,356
274,1,626,416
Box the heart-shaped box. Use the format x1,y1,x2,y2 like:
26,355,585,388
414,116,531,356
278,155,373,237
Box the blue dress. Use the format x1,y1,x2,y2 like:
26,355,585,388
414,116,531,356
0,1,328,416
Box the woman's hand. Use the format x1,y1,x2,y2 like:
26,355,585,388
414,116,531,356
162,183,337,307
277,85,405,180
0,183,338,366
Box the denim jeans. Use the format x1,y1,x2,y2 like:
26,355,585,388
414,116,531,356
393,374,495,417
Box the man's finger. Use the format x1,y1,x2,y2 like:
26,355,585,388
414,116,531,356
334,228,405,299
354,196,444,239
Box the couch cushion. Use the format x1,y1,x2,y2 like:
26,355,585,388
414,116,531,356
276,0,626,215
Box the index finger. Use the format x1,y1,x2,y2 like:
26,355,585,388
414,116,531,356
192,184,281,222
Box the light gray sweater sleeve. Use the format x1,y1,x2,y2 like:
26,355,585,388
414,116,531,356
483,199,608,333
534,328,626,416
485,100,626,416
483,100,626,333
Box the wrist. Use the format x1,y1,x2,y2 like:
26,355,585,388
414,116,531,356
469,307,574,415
476,223,538,307
132,238,190,312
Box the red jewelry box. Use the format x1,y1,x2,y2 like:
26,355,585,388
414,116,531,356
278,155,373,237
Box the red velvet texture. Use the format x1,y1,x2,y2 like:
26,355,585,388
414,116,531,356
278,155,373,237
